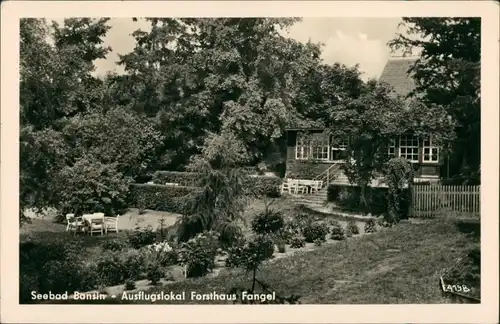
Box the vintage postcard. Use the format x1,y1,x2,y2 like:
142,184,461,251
1,1,498,323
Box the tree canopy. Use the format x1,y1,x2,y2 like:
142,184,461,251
20,17,479,224
388,18,481,182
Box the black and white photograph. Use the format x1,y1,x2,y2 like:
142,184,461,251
1,1,498,323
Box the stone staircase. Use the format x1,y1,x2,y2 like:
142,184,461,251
292,188,329,207
288,162,350,208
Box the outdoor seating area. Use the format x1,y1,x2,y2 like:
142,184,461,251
281,179,324,194
65,213,120,236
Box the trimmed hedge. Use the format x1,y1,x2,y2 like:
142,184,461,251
326,184,410,217
128,184,195,214
152,171,281,197
244,176,281,197
152,171,198,186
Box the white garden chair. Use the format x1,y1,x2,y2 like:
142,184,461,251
281,181,290,194
104,215,120,234
65,213,84,235
296,180,309,194
311,180,324,193
89,213,105,236
288,179,299,194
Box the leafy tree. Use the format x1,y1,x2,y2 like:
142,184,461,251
20,18,111,130
176,131,249,246
20,18,165,223
293,63,365,124
20,18,112,224
61,107,164,180
388,18,480,183
118,18,323,170
54,157,130,216
328,80,453,212
327,81,406,211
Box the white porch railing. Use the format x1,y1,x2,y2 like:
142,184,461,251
313,161,343,188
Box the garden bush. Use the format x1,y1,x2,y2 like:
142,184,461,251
127,225,157,249
128,183,195,214
276,240,286,253
144,241,179,267
245,176,282,197
364,219,377,233
302,221,329,243
124,279,136,290
101,238,129,251
330,225,346,240
95,251,129,286
346,220,360,235
328,219,341,229
294,212,315,227
19,240,100,303
122,249,146,280
313,238,323,246
251,210,285,235
225,234,275,269
94,248,147,286
289,236,306,248
39,260,84,293
327,184,408,216
78,261,100,292
178,231,220,278
383,157,414,225
345,227,353,237
54,158,130,218
146,261,163,285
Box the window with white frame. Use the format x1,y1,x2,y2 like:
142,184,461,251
330,139,348,160
422,136,439,163
388,138,396,157
295,133,310,160
399,134,419,162
311,133,330,160
331,140,348,150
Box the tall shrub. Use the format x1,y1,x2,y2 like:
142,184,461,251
176,132,248,247
383,157,414,225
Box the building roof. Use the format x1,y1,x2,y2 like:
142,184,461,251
378,56,419,98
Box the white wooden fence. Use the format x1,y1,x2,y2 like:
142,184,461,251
411,185,480,218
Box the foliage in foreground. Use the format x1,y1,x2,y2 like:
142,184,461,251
364,219,377,233
136,219,479,304
225,234,300,304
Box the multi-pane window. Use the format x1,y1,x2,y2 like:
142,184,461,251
388,138,396,157
311,133,329,160
295,133,310,160
330,139,348,161
422,136,439,163
399,134,419,162
331,140,348,150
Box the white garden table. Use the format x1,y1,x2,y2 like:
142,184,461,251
82,213,104,223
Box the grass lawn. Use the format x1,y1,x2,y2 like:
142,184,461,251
20,199,480,305
140,218,479,304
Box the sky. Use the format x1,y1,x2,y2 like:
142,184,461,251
92,17,405,81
